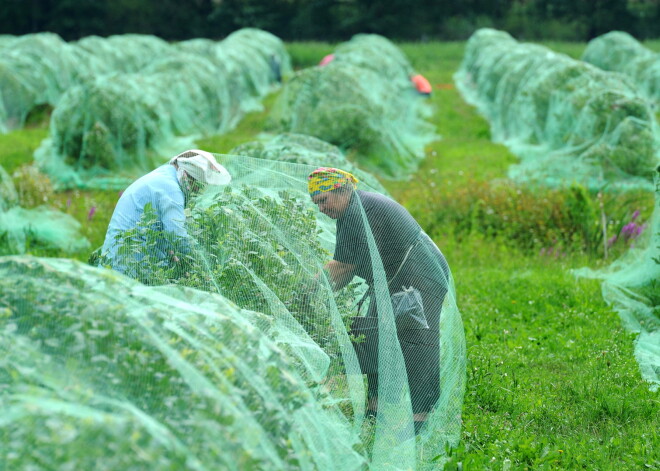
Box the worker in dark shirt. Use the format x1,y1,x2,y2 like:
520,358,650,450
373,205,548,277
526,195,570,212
308,167,451,434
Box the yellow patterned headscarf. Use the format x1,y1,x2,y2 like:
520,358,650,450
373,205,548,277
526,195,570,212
308,167,359,197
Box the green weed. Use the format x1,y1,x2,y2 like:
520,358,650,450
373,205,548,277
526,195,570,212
286,41,337,69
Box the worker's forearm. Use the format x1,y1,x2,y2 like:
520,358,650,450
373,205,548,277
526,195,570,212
324,260,355,291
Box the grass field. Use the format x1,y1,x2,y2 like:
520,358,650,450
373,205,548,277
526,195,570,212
1,40,658,470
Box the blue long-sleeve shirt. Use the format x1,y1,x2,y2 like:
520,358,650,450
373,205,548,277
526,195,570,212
101,164,189,274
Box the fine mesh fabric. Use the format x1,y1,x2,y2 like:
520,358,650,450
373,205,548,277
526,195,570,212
9,150,466,469
268,34,437,179
582,31,660,107
16,29,289,190
0,257,365,470
228,133,388,252
0,32,79,132
74,34,172,75
454,28,659,190
229,133,389,195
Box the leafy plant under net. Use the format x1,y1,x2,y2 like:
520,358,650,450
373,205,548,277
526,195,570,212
0,33,79,133
218,28,292,100
332,34,414,88
175,28,291,117
268,34,437,179
65,153,465,469
0,256,366,470
229,133,388,195
34,29,289,190
582,31,660,108
454,28,660,191
0,164,89,255
74,34,172,75
35,73,174,190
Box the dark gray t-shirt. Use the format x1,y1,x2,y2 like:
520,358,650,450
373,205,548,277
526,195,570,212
334,190,421,284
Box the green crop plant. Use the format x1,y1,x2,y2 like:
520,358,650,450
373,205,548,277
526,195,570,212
93,186,362,365
1,256,364,470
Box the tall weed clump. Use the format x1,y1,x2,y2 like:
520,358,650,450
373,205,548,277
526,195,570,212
408,179,653,258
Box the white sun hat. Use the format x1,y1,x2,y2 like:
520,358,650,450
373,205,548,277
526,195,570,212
170,149,232,186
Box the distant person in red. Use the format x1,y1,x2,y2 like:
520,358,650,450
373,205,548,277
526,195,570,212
411,74,432,96
319,53,335,67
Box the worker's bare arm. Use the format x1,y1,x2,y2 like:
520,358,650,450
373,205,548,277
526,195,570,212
324,260,356,291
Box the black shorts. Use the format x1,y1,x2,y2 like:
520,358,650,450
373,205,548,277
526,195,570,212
365,328,440,414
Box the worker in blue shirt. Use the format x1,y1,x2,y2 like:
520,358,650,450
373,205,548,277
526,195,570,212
99,149,231,281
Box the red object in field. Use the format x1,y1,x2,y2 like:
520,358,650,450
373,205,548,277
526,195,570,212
411,74,432,95
319,54,335,66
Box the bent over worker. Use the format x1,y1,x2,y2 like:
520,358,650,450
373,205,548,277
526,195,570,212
308,167,451,434
100,149,231,280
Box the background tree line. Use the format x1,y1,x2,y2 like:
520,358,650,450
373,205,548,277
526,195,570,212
2,0,659,42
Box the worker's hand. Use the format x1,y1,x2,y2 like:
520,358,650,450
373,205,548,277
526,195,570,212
168,250,180,263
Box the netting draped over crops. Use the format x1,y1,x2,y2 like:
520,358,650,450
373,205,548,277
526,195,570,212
0,257,366,470
0,164,89,255
74,34,173,75
229,133,388,195
454,28,660,190
4,151,466,469
575,166,660,391
268,34,437,179
16,29,289,190
228,133,389,252
582,31,660,107
0,33,80,133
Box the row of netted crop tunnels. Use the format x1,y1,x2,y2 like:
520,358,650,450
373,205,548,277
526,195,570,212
454,28,660,393
0,27,659,470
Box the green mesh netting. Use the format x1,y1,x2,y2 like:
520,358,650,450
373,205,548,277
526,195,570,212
575,166,660,391
0,165,18,212
74,34,172,75
454,28,659,190
0,32,79,132
227,133,388,252
0,256,366,470
0,35,17,49
36,60,228,189
582,31,660,107
332,34,414,87
0,164,89,255
175,28,291,117
32,29,289,190
0,33,171,134
268,34,437,179
229,133,388,195
219,28,292,103
9,152,465,469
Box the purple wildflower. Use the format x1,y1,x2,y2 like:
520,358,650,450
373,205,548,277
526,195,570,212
87,206,96,221
620,221,646,241
66,198,71,208
621,222,636,239
631,210,640,221
607,235,617,248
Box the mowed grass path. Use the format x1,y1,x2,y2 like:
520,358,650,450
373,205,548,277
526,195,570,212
1,40,658,470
